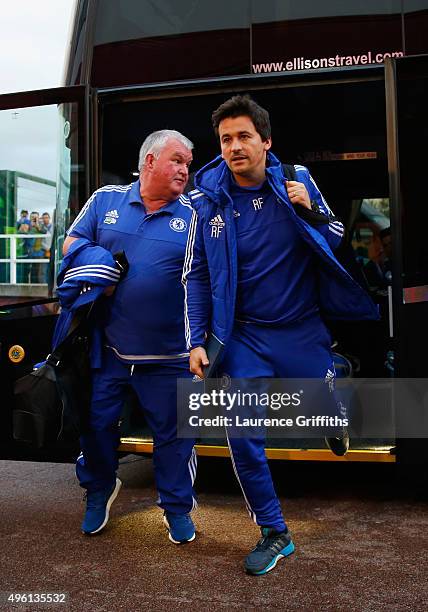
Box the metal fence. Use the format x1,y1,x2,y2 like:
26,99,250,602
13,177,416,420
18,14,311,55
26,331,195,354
0,234,49,284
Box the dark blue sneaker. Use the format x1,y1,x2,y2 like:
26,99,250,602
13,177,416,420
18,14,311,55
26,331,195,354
81,478,122,535
163,511,196,544
325,427,350,456
244,528,295,575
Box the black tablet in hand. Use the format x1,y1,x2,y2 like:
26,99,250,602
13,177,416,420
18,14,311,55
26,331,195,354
203,333,225,379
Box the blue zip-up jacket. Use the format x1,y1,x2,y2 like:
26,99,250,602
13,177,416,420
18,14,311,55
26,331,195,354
182,152,379,350
52,238,121,364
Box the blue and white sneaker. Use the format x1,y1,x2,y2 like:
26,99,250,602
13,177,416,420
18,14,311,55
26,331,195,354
244,527,295,575
81,478,122,535
163,511,196,544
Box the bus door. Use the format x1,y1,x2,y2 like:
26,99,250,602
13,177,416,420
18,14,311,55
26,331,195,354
97,70,395,459
0,85,90,460
385,54,428,468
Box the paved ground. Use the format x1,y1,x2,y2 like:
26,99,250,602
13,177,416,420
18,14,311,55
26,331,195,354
1,457,427,611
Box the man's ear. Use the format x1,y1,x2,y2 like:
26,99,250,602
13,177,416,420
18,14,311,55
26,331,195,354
264,138,272,152
145,153,155,169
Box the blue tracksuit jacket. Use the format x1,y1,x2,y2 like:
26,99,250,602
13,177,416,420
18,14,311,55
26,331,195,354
52,238,121,361
182,152,379,351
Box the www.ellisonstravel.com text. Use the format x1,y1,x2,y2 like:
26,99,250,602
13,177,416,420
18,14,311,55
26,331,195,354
252,50,404,73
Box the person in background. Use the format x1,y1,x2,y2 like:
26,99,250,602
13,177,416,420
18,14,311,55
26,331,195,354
16,209,31,282
16,209,31,233
364,227,392,293
28,212,44,283
40,212,53,283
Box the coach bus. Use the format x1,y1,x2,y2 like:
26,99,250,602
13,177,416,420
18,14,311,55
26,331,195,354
1,0,428,468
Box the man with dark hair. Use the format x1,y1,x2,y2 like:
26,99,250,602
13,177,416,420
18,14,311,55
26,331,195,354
17,209,30,233
183,94,378,575
16,209,32,282
211,94,271,141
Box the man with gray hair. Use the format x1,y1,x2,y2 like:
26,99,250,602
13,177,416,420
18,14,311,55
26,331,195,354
63,130,197,543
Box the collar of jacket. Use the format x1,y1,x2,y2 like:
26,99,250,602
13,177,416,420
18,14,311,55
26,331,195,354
194,151,286,208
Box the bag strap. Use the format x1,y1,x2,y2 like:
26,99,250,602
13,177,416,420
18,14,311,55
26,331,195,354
46,303,94,367
282,163,297,181
282,163,335,226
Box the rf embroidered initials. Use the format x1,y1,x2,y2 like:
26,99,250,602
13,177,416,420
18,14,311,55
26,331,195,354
209,214,225,238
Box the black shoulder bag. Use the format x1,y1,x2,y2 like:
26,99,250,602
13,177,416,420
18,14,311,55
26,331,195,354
13,304,93,450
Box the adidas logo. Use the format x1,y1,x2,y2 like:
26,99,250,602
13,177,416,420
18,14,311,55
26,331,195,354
209,214,225,238
209,214,225,227
104,209,119,224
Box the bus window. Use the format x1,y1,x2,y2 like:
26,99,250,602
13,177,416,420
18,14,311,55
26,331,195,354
0,105,57,305
0,99,85,307
331,197,393,377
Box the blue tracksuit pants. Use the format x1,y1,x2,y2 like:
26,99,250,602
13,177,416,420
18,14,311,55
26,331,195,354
76,349,197,514
220,314,336,533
